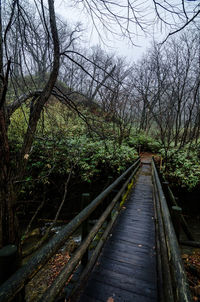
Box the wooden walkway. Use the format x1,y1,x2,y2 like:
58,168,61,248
78,163,157,302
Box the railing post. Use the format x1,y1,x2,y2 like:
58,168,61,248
106,176,113,222
171,205,182,241
0,245,25,302
81,193,90,265
0,245,18,286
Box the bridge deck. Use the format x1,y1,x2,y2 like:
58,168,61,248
78,163,157,302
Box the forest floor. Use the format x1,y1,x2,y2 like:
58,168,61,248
25,249,70,301
180,219,200,301
25,237,77,302
182,252,200,301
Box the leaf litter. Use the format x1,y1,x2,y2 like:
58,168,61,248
182,251,200,301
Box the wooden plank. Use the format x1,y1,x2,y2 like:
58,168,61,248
104,242,154,258
109,232,155,245
78,294,103,302
78,164,157,302
92,266,157,296
95,257,157,283
102,250,156,270
112,228,155,239
83,279,156,302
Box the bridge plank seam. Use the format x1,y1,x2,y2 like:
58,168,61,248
77,164,157,302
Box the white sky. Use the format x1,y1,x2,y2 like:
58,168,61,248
53,0,199,63
53,0,159,63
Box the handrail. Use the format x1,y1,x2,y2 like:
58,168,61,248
152,158,192,302
156,168,194,241
0,157,140,302
40,161,140,301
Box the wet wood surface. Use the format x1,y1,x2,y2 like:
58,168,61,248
78,164,157,302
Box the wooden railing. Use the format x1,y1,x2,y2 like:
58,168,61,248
157,167,195,242
0,158,141,302
152,158,192,302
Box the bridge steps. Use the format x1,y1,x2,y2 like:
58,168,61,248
78,163,157,302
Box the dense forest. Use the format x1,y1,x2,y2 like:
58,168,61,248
0,0,200,280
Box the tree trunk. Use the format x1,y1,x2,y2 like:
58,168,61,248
0,0,60,248
0,109,18,247
19,0,60,176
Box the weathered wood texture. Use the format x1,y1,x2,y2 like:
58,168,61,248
152,159,192,302
0,159,140,302
78,164,157,302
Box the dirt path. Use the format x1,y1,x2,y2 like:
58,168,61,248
140,152,154,164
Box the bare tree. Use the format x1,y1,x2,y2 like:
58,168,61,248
133,28,200,157
0,0,60,248
71,0,200,43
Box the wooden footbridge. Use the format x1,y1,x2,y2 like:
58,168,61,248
0,156,192,302
78,162,157,302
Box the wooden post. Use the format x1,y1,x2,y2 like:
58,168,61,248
0,245,25,301
171,206,182,241
162,181,169,201
0,245,18,285
160,157,163,170
106,176,113,222
81,193,90,265
162,178,194,241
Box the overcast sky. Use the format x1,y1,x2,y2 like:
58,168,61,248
53,0,159,62
53,0,199,63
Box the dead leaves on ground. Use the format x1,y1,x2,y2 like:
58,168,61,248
26,251,70,302
107,297,114,302
46,251,70,286
182,251,200,301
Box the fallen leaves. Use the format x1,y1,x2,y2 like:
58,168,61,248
25,250,70,302
182,251,200,301
107,297,114,302
47,251,70,286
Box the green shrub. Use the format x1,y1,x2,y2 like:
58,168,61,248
8,103,138,201
27,136,137,182
127,132,161,153
161,148,200,190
